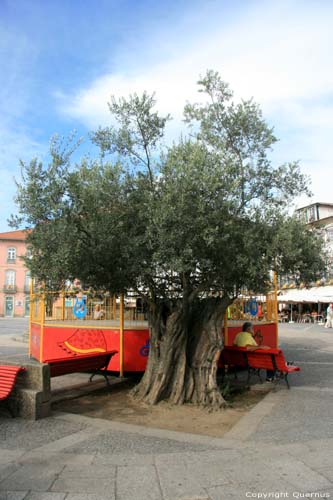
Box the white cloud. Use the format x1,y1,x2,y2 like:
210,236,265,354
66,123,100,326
56,1,333,120
54,0,333,206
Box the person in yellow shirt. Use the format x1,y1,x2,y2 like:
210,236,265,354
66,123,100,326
233,321,274,381
233,322,258,348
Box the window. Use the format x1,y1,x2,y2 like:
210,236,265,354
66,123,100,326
5,270,15,288
26,247,33,259
24,272,31,291
326,227,333,242
7,247,16,262
307,206,316,223
25,297,30,316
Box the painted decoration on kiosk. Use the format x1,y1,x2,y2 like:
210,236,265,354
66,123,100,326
73,297,87,319
249,298,258,316
140,339,150,357
58,329,107,355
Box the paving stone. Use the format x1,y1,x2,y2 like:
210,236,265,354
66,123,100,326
155,449,238,467
63,430,212,455
186,462,232,488
0,492,28,500
316,467,333,482
50,476,115,497
0,464,63,493
157,463,209,500
307,438,333,452
65,495,113,500
0,451,25,466
206,484,248,500
20,452,95,467
116,465,162,500
0,419,87,451
249,389,333,444
206,458,277,486
210,479,308,499
0,465,20,482
247,442,310,459
92,453,155,467
24,493,67,500
293,450,333,469
60,464,116,479
272,458,332,490
0,477,55,493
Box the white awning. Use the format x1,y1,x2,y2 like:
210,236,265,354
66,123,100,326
278,286,333,303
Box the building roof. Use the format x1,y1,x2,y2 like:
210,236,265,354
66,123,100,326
297,202,333,211
278,285,333,303
0,229,30,241
309,215,333,226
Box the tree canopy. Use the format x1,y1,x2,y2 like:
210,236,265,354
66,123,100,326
12,70,323,296
11,70,325,405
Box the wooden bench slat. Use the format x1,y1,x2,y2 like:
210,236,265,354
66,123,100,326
0,365,26,416
48,351,118,386
274,351,300,373
247,352,276,371
221,347,248,369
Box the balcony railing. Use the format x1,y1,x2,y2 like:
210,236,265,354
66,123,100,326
6,258,16,264
3,284,17,293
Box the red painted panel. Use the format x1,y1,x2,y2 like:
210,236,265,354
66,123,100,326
31,321,276,373
100,330,151,372
33,324,150,372
122,330,150,372
30,323,41,361
224,322,278,348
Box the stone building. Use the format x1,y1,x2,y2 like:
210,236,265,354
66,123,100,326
297,202,333,280
0,230,30,317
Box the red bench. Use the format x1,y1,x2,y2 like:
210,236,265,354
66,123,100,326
219,346,251,385
220,346,300,389
220,346,248,372
0,365,26,417
48,351,118,387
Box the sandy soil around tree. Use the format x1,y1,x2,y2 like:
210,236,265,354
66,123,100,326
53,379,269,438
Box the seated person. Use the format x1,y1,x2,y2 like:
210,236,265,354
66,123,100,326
93,304,105,320
233,321,275,381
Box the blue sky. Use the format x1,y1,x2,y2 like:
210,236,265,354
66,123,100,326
1,0,333,231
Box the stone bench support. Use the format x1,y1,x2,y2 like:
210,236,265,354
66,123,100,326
0,355,51,419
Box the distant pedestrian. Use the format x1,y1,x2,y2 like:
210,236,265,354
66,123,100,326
325,304,333,328
93,304,105,320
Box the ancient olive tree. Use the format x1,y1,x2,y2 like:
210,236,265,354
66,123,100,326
12,71,324,407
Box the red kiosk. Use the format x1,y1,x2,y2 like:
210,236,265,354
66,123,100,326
29,284,279,374
29,292,150,376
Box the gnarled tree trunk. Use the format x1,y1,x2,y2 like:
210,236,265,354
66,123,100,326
132,296,231,408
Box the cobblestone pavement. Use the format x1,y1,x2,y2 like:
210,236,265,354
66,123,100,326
0,323,333,500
